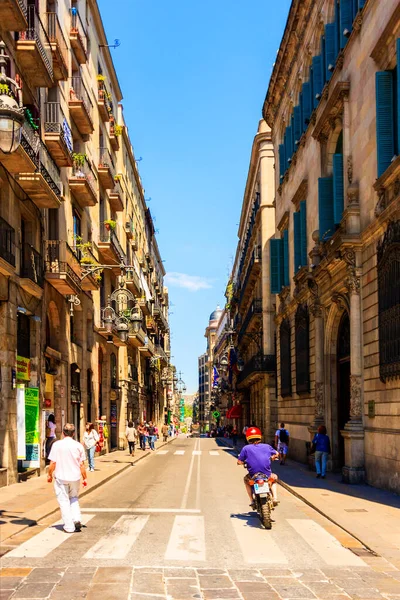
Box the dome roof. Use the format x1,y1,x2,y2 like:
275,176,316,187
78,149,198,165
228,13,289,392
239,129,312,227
209,305,222,322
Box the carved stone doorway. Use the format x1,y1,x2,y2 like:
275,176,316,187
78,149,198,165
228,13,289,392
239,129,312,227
336,312,351,469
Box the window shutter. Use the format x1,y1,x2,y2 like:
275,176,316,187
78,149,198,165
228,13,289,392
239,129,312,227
352,0,358,20
302,82,312,128
321,35,326,88
397,38,400,156
333,154,344,224
283,128,288,171
325,24,336,81
358,0,366,8
375,71,395,178
293,212,302,273
340,0,353,49
287,124,293,165
294,105,302,146
312,55,323,109
300,200,307,267
279,144,285,179
270,239,282,294
299,90,304,133
283,229,289,287
334,0,340,58
318,177,335,241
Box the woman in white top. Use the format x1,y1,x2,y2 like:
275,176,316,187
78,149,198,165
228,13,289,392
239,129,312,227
83,422,99,472
126,421,138,456
45,414,57,460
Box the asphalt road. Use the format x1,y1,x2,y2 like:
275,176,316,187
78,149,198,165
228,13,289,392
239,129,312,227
2,436,400,599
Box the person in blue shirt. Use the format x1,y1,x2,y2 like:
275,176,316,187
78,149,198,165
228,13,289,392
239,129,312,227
312,425,331,479
237,426,279,508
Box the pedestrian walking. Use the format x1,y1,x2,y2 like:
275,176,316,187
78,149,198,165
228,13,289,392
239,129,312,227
45,414,57,460
83,423,99,472
231,426,238,447
275,422,290,465
47,423,87,534
148,421,156,451
125,421,138,456
161,423,169,442
312,425,331,479
137,422,147,451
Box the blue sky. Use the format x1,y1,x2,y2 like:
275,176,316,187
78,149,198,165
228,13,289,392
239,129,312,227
98,0,292,392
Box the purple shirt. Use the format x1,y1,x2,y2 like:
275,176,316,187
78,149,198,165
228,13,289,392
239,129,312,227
238,443,277,477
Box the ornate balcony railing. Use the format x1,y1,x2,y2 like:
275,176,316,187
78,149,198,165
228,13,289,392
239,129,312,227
70,75,93,116
71,157,98,196
44,101,73,150
0,217,16,267
239,246,262,306
237,353,276,386
39,140,62,196
98,80,114,115
21,243,44,287
17,4,53,79
18,0,28,17
99,224,126,263
45,240,82,288
99,147,115,177
20,119,40,166
238,298,262,342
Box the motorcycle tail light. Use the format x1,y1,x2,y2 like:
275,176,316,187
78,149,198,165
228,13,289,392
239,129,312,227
248,480,254,486
257,479,265,484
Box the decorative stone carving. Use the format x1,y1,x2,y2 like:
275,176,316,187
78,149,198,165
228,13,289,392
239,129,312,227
347,183,359,205
347,156,353,184
345,268,361,295
310,301,323,318
332,292,348,312
336,51,344,70
350,375,362,418
341,248,356,268
315,381,324,416
375,187,387,216
353,13,363,32
394,179,400,197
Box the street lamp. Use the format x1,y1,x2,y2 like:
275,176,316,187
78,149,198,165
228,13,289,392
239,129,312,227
101,275,142,343
0,42,24,154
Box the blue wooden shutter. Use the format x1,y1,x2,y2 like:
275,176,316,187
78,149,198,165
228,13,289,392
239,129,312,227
283,229,289,287
358,0,365,8
333,154,344,224
302,82,312,128
325,24,336,81
340,0,353,49
312,55,323,109
397,38,400,155
279,144,285,179
318,177,335,241
300,200,307,267
334,0,340,58
376,71,395,177
299,90,304,134
321,35,326,88
283,129,288,171
270,239,282,294
293,212,301,273
287,125,293,165
294,105,302,146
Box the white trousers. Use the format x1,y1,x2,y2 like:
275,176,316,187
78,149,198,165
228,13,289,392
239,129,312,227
54,478,81,533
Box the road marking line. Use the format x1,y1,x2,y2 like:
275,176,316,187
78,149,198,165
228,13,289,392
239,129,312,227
180,438,199,509
192,450,202,455
231,516,288,564
165,515,206,561
7,514,95,558
81,508,201,514
156,450,168,455
84,515,149,559
196,446,201,510
174,450,185,455
287,519,367,566
209,451,219,455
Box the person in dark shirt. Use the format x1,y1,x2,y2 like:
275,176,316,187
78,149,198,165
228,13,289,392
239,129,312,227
312,425,331,479
237,426,279,508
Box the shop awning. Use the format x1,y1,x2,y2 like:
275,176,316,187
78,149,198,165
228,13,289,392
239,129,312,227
227,405,242,419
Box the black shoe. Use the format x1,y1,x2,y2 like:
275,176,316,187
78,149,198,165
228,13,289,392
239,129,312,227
249,501,256,510
316,474,321,479
321,475,326,479
74,521,82,532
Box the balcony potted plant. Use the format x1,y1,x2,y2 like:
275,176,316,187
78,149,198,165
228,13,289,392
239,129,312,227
104,219,116,231
114,124,123,136
72,152,86,177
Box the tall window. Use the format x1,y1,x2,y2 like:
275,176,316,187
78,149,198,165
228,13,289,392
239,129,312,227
270,230,289,294
280,318,292,397
17,313,30,358
295,304,310,393
378,220,400,382
110,353,117,388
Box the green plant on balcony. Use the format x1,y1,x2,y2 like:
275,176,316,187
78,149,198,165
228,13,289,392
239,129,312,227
114,124,123,136
96,74,106,83
25,108,39,131
103,219,116,231
114,174,122,182
72,152,86,167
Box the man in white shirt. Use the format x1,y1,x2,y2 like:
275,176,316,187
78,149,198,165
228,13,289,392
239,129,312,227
48,423,87,533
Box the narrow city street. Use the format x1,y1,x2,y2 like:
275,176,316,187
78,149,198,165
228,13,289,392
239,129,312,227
1,437,399,599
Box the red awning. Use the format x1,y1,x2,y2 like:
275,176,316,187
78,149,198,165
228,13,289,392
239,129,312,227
227,405,242,419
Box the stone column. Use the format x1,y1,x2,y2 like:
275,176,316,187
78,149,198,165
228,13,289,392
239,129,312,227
342,265,365,483
310,301,325,429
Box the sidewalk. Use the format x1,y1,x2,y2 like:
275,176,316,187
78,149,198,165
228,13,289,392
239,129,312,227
217,437,400,569
0,436,176,549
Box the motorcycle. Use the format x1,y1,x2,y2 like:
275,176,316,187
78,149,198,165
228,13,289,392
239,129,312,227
248,472,275,529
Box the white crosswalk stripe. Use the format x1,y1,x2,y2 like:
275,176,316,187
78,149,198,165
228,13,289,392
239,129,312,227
192,450,202,455
83,515,149,559
156,450,168,455
231,516,288,564
209,450,219,455
174,450,185,455
165,515,206,561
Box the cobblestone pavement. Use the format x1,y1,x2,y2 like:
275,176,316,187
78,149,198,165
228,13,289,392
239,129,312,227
1,566,400,599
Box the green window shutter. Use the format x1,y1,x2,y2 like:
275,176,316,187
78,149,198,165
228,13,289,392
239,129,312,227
340,0,353,49
300,200,307,267
294,106,302,146
312,55,323,109
333,154,344,224
376,71,395,178
318,177,335,241
302,82,312,128
279,144,285,179
283,229,289,287
293,212,302,273
270,239,282,294
396,38,400,155
325,24,336,81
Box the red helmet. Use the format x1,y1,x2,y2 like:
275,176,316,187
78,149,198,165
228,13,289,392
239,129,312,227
246,427,262,441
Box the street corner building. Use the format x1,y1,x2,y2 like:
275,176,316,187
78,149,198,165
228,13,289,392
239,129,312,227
262,0,400,491
0,0,170,486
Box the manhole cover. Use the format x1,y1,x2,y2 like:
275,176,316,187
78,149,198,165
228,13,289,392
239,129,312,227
344,508,368,512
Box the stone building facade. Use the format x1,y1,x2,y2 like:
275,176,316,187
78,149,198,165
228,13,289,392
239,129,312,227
263,0,400,490
0,0,169,486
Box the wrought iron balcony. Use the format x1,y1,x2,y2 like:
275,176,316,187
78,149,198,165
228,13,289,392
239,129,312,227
238,298,262,342
237,353,276,387
0,217,16,275
109,181,124,212
15,4,53,86
45,12,68,80
98,80,114,122
44,102,73,167
0,0,28,31
69,157,98,207
238,245,262,307
45,240,82,295
69,7,87,64
98,223,126,266
155,344,168,365
69,76,94,134
20,243,44,296
98,148,116,189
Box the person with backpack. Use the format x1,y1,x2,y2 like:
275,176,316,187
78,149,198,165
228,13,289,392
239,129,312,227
275,423,290,465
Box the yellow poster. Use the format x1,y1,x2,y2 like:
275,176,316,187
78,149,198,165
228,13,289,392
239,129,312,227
16,356,30,381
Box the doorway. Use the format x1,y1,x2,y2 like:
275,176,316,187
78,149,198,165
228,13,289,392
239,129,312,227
336,312,351,468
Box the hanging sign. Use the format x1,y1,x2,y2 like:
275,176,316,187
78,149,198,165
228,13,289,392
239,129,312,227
17,384,26,459
23,387,40,468
16,356,30,381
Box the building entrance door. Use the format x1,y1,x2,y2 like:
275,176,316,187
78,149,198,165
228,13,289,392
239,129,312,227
337,313,351,468
110,401,117,448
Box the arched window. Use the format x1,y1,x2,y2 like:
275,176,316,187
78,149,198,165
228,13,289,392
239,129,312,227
110,353,117,389
295,304,310,393
378,221,400,382
280,318,292,397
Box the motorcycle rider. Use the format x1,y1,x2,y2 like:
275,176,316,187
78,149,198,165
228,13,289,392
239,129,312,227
237,426,279,508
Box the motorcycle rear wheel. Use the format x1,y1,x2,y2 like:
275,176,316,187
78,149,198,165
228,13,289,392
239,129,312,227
260,496,272,529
